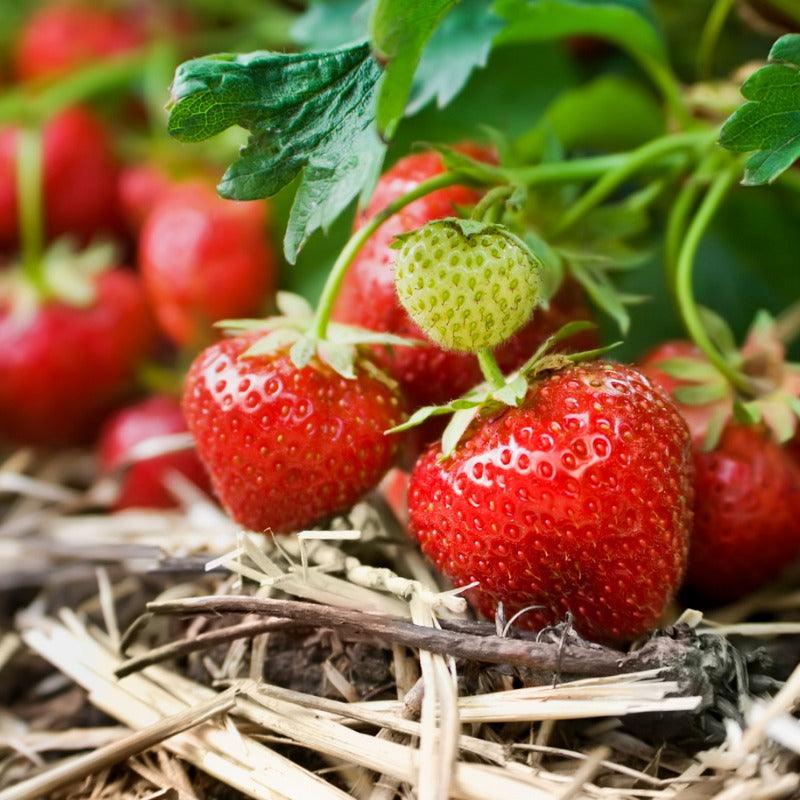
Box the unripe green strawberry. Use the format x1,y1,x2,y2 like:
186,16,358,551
394,219,542,353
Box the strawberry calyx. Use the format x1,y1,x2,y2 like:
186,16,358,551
654,310,800,450
388,320,616,457
1,237,117,316
217,290,422,380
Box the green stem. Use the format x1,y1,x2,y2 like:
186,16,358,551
675,163,752,394
0,50,150,125
477,348,505,390
635,52,691,129
696,0,737,79
554,130,716,236
505,153,629,187
16,127,44,289
311,172,460,340
471,185,514,221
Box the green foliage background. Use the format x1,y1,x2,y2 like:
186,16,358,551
263,0,800,360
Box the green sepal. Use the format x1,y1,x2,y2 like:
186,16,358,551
318,340,358,379
290,336,317,370
492,373,528,407
430,143,506,183
276,290,314,319
701,407,729,453
655,357,721,383
674,382,730,406
441,407,480,459
241,328,301,358
733,399,762,426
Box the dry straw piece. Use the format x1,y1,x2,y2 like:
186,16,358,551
0,447,799,799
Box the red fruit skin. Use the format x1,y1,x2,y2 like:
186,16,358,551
638,340,730,440
0,270,155,446
117,164,173,234
14,5,144,82
0,107,121,247
408,362,693,643
139,185,276,347
686,424,800,604
183,335,405,533
641,342,800,604
333,148,596,408
99,394,212,510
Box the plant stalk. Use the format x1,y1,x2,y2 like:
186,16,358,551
311,172,460,339
675,163,752,393
477,348,506,390
16,127,45,290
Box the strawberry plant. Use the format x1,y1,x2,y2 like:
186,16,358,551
153,0,800,630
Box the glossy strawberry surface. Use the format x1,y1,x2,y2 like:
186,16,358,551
687,424,800,603
0,270,154,445
14,5,145,82
333,148,595,408
408,362,693,643
0,107,121,247
99,394,212,510
183,335,405,533
139,184,276,347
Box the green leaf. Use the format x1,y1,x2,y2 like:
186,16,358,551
515,75,665,158
495,0,666,65
292,0,371,48
569,262,631,334
719,34,800,185
168,43,385,262
441,407,480,458
406,0,504,116
369,0,459,136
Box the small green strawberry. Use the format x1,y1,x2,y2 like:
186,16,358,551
394,219,542,353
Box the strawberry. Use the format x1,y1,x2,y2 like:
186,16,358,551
117,164,173,234
407,362,693,643
14,4,145,82
183,334,405,533
0,269,154,446
333,148,596,408
640,337,800,603
394,219,541,352
99,394,212,510
0,107,121,248
139,183,276,347
687,424,800,603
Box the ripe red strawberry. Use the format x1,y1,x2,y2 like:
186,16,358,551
183,334,405,533
139,184,276,347
0,270,154,445
14,5,145,82
117,164,173,234
0,107,121,247
687,424,800,603
333,148,595,408
99,394,212,510
407,362,693,643
640,339,800,603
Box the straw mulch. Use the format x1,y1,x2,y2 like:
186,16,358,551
0,445,799,800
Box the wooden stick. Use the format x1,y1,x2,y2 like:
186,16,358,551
0,691,235,800
115,618,297,678
145,595,670,679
